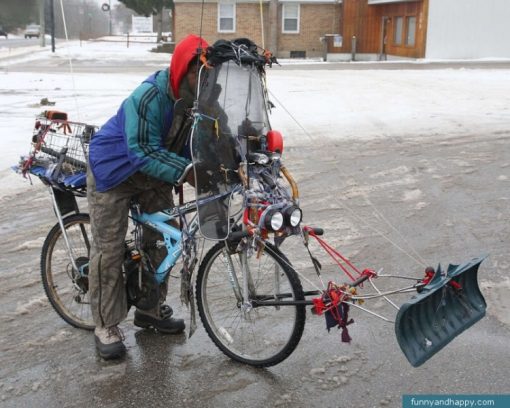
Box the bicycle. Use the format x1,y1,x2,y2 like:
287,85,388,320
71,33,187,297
18,39,487,369
20,102,308,367
30,161,306,367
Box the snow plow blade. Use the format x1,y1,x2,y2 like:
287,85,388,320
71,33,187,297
395,256,487,367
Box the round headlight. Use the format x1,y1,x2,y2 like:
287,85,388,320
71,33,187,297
284,205,302,227
264,210,284,231
289,208,302,227
270,211,284,231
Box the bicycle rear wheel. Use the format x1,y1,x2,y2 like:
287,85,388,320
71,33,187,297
41,213,94,330
196,241,306,367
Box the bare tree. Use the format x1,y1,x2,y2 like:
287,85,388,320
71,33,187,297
118,0,173,42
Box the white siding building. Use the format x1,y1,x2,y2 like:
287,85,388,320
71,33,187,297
426,0,510,59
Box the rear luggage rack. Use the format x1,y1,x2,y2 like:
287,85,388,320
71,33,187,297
17,111,97,197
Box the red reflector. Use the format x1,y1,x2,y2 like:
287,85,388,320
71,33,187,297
267,130,283,153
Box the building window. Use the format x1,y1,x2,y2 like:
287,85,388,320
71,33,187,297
282,4,300,34
406,16,416,46
394,16,403,45
290,50,306,58
218,3,235,33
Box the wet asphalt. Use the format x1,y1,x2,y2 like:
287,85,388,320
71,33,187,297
0,52,509,408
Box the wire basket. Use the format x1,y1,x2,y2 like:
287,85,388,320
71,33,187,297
20,112,97,195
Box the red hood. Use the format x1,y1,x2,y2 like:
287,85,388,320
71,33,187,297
170,34,209,99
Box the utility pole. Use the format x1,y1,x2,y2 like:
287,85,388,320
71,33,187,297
39,0,46,47
109,0,112,35
50,0,56,52
102,1,113,36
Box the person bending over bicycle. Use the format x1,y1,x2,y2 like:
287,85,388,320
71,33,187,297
87,34,208,360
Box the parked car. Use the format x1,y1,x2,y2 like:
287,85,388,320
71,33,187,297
24,24,41,39
0,27,8,39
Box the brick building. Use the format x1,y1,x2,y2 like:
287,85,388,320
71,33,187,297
173,0,341,58
173,0,510,60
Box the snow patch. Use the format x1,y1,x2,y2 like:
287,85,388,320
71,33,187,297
12,237,46,252
369,165,410,179
402,189,423,201
415,201,429,210
481,278,510,326
344,175,417,198
47,329,74,343
14,295,48,315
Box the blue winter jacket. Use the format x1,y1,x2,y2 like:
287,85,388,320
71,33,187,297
89,69,190,192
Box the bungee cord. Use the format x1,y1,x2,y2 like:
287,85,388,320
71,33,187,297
368,277,401,310
258,0,265,49
58,0,81,121
268,89,429,270
336,197,428,268
363,194,428,266
56,0,427,276
198,0,206,44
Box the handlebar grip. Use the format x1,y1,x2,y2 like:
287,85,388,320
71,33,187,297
175,163,193,186
306,227,324,236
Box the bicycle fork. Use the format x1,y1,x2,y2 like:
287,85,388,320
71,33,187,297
223,246,254,315
224,247,242,302
240,250,253,314
224,244,283,316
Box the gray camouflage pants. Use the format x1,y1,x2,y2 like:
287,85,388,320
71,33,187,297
87,169,175,328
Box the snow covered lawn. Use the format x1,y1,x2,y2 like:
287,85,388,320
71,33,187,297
1,40,510,195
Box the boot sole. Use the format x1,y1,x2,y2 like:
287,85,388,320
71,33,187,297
133,317,185,334
98,349,125,360
95,336,126,360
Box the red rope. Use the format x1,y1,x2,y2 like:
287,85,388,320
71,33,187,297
304,226,362,282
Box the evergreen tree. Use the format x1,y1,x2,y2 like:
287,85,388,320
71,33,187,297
0,0,38,33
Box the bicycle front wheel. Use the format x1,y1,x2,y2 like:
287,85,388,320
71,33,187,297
196,241,306,367
41,213,94,330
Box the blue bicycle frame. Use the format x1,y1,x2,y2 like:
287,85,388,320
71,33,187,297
129,201,200,284
128,188,238,284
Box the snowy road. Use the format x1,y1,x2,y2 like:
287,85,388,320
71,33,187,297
0,42,509,407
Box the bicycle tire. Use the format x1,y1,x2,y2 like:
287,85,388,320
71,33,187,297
41,213,94,330
196,241,306,367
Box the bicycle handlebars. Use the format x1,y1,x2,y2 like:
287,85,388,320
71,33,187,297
175,163,194,186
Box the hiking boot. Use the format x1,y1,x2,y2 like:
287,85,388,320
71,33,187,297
94,325,126,360
159,304,173,319
134,307,185,334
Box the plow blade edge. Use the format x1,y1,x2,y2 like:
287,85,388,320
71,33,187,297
395,256,487,367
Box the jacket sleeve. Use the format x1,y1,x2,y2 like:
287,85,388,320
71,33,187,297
123,83,190,184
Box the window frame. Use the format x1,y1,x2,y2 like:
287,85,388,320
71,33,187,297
405,16,416,47
393,16,403,45
282,3,300,34
218,3,236,33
